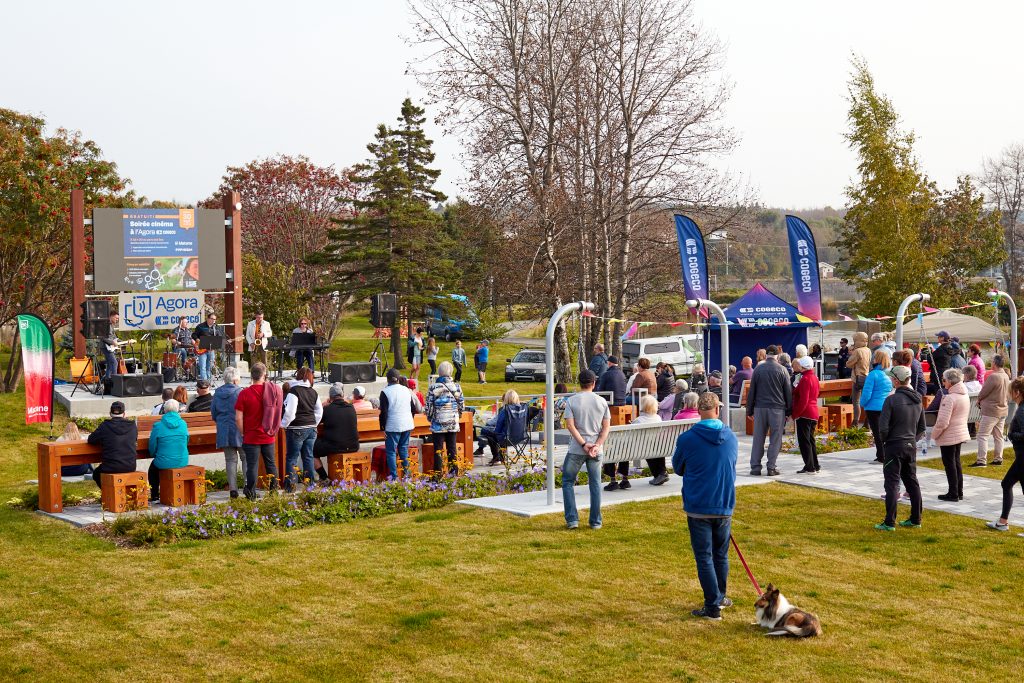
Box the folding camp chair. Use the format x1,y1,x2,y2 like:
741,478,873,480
501,404,532,462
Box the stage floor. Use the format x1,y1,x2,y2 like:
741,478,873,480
56,371,388,418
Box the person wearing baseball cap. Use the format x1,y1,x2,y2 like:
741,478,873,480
350,385,373,412
930,330,956,388
188,379,213,413
791,356,821,473
562,369,610,530
875,364,925,531
87,401,139,487
596,355,626,406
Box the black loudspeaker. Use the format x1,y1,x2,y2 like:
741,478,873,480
329,362,377,384
85,300,110,320
162,367,177,383
83,300,111,338
370,293,397,328
111,373,164,397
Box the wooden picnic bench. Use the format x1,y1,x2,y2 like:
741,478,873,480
599,418,697,468
37,411,474,512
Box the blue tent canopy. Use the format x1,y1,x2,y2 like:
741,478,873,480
706,283,817,374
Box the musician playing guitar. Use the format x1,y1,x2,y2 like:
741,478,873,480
246,310,272,366
192,312,220,382
100,311,123,380
170,317,195,367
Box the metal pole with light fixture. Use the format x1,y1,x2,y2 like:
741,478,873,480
545,301,595,506
686,298,730,429
894,293,931,350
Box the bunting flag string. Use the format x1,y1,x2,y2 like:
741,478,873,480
570,300,995,330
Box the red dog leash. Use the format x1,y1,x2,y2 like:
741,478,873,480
730,534,762,597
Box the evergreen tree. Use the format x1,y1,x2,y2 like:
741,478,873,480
838,58,1002,316
311,99,454,368
838,57,935,317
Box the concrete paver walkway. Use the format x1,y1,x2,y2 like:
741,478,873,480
460,433,1024,530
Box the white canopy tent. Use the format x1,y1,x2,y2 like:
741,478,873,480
900,309,1006,344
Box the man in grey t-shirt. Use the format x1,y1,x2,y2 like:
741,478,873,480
563,369,611,529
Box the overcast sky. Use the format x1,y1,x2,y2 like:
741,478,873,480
3,1,1022,209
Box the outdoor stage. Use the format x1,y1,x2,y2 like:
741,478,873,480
56,370,388,418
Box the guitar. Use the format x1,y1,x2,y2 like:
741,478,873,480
105,339,136,353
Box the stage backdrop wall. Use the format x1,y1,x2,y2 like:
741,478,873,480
706,283,815,373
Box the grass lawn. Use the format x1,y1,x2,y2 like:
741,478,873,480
329,313,546,405
2,389,1024,680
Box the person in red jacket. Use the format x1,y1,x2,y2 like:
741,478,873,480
792,356,821,473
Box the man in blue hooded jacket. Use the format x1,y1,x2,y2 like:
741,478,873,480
671,391,737,620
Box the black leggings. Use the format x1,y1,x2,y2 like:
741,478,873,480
428,358,437,375
940,443,963,498
1001,453,1024,520
866,410,885,461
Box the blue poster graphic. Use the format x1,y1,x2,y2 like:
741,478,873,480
674,214,708,306
120,209,200,291
785,214,822,321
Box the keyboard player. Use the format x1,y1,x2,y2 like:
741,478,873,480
290,318,316,371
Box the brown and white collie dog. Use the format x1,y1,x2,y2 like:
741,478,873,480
754,584,822,637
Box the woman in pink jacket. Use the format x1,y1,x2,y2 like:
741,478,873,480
931,367,970,502
967,344,986,384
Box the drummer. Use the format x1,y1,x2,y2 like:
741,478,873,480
171,318,195,367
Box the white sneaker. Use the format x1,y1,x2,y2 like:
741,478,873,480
986,521,1009,531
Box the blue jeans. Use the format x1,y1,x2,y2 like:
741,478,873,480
197,351,213,380
295,349,314,370
242,442,278,494
177,347,188,367
385,430,411,479
285,427,317,488
561,451,602,527
687,515,731,613
103,347,117,380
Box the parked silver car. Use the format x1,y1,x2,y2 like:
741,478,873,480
505,348,546,382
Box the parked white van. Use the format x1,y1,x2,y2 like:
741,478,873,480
620,335,702,376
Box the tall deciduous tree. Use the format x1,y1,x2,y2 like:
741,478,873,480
0,108,134,392
410,0,740,377
310,99,454,368
979,143,1024,295
201,155,357,340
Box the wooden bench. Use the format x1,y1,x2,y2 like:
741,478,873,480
599,419,697,468
609,405,634,426
159,465,207,506
136,412,215,432
326,451,371,483
38,412,474,512
38,426,220,513
101,471,149,513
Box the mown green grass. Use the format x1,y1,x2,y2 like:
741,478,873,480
2,325,1023,680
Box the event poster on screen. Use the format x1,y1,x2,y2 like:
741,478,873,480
121,208,200,291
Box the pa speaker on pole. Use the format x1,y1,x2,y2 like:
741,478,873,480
370,293,397,328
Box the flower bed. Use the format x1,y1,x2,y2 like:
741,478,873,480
103,467,647,547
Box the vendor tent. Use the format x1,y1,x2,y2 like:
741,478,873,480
706,283,817,373
900,309,1005,344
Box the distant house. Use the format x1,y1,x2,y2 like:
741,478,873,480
819,262,836,279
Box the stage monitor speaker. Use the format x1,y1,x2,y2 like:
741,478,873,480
329,362,377,384
111,373,164,398
370,293,397,328
162,367,177,383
